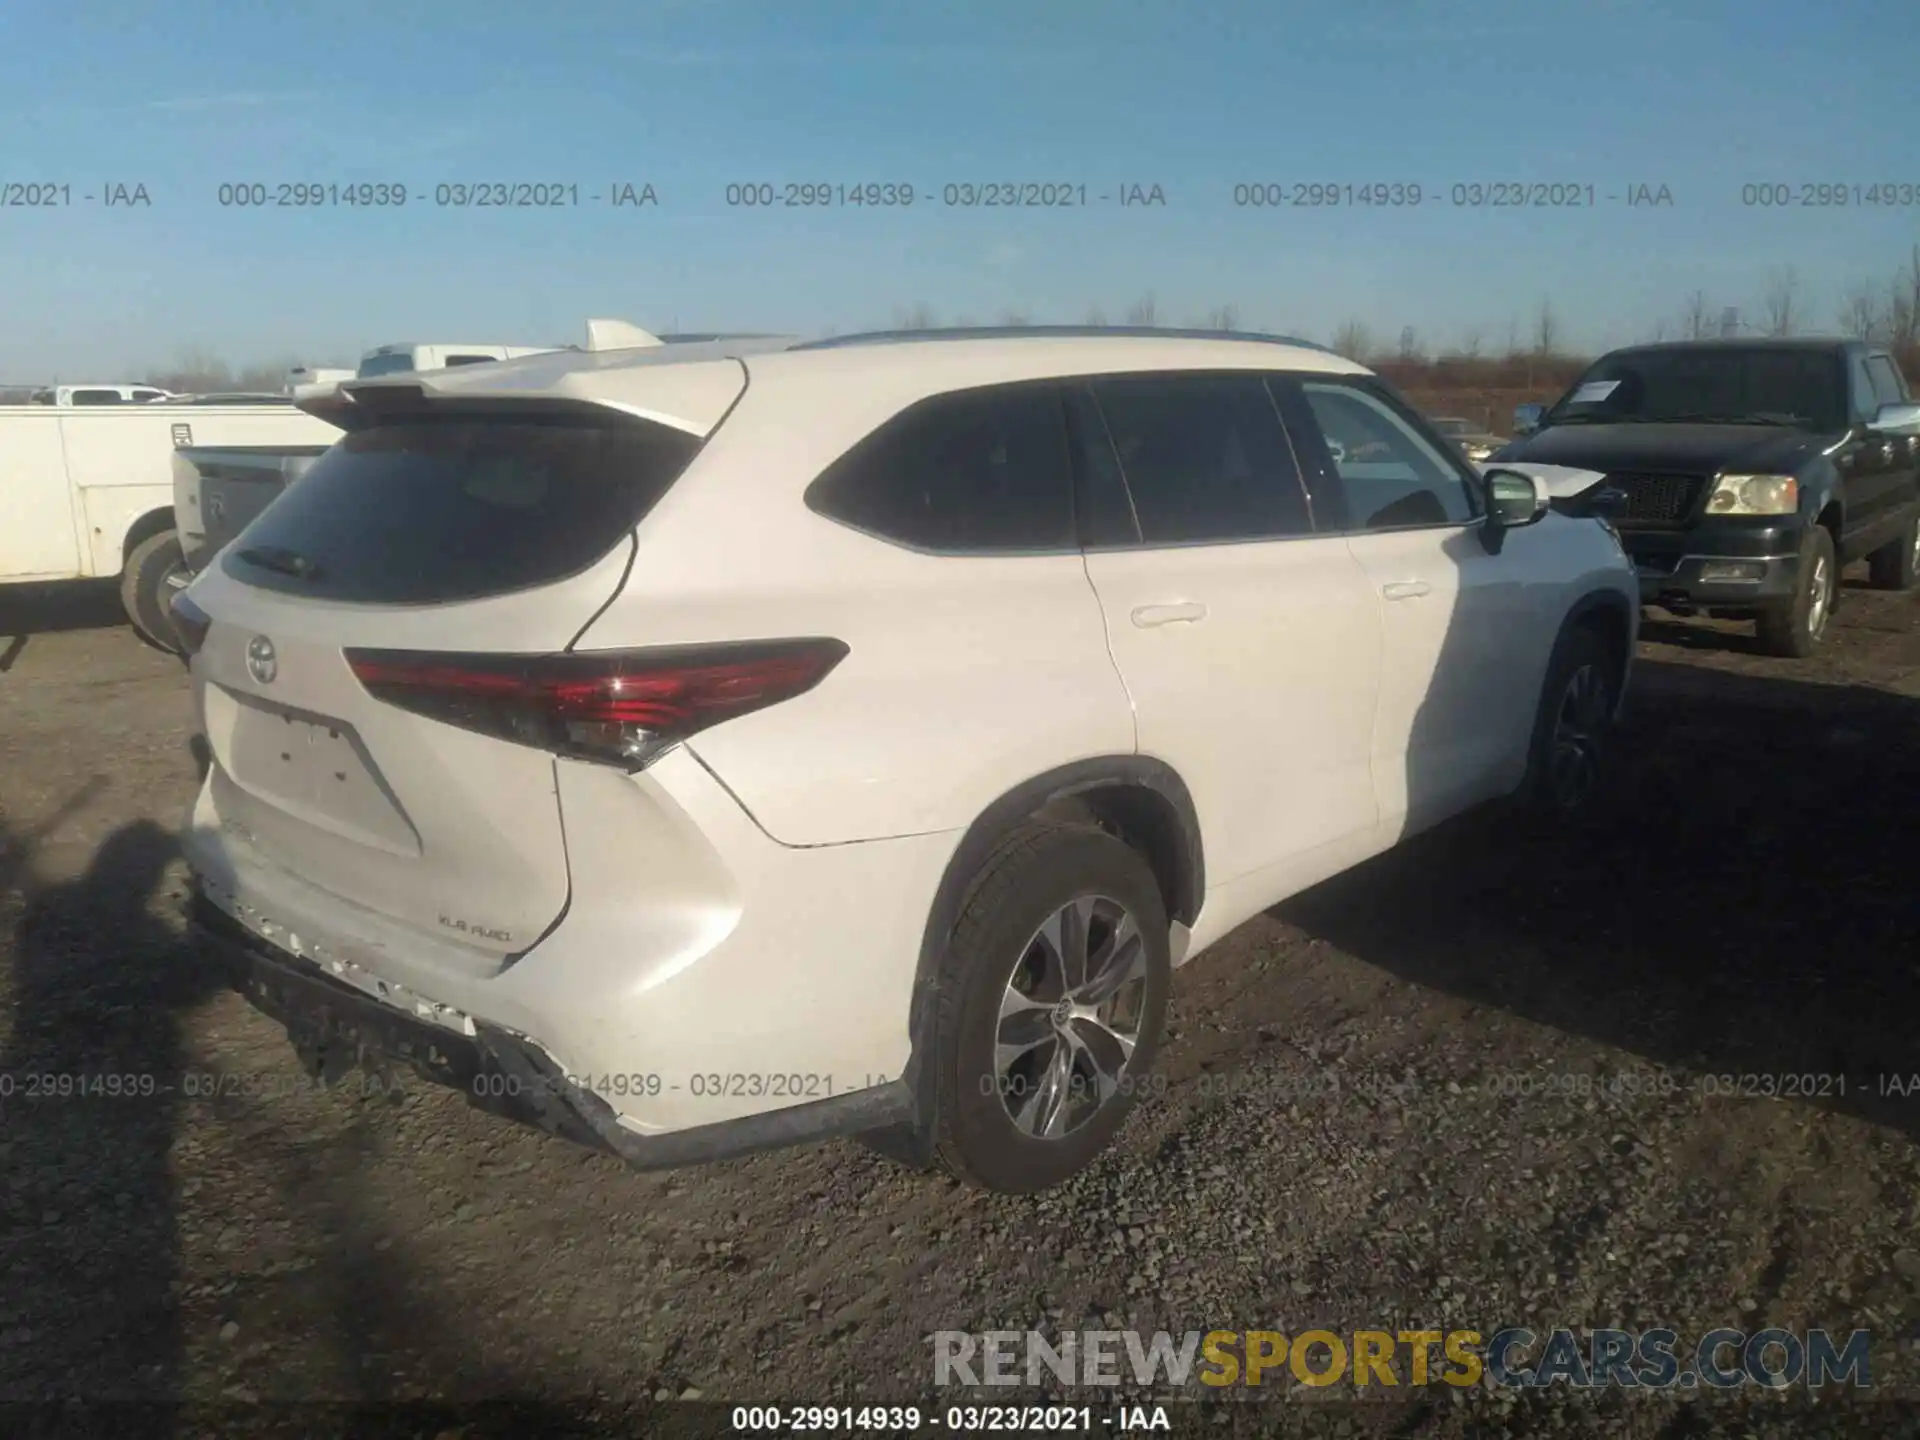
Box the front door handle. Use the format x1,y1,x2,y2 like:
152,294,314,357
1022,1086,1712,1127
1381,581,1432,601
1131,602,1208,628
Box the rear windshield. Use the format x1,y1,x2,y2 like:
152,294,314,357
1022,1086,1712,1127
1548,348,1847,431
222,414,702,604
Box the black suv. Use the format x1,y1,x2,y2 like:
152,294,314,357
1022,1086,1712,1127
1494,339,1920,656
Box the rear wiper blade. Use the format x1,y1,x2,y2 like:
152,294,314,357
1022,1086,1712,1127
235,545,323,580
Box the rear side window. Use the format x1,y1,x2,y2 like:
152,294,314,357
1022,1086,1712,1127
805,382,1075,552
70,389,124,405
1063,385,1141,547
443,354,499,368
1088,373,1312,544
1866,355,1909,408
222,414,702,604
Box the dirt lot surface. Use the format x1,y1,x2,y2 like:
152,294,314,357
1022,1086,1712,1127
1,575,1917,1438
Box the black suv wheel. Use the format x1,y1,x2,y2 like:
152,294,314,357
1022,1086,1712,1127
1517,622,1619,822
1866,513,1920,592
1756,526,1837,658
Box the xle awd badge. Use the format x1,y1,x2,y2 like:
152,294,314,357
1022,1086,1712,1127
246,635,278,685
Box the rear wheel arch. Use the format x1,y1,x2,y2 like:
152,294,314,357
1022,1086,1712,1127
864,757,1203,1167
121,505,176,567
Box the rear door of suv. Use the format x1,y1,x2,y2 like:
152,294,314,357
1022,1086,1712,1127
182,375,743,969
1071,371,1381,893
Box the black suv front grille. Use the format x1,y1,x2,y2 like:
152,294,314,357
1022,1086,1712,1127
1604,471,1707,526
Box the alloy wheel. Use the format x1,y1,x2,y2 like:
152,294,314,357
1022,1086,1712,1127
1807,552,1833,638
994,895,1149,1140
1549,662,1610,810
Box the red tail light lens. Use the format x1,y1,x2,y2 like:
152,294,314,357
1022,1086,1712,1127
170,590,213,658
343,638,849,770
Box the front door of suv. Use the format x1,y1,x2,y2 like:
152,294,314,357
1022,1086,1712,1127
1277,376,1566,837
1070,373,1381,896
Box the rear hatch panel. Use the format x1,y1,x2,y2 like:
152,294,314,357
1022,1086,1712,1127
183,393,733,972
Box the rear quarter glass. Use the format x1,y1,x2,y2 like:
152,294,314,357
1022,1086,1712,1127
221,414,702,605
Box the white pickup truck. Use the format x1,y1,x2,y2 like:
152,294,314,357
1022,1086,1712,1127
354,341,561,377
284,366,356,393
288,343,564,402
29,383,177,406
1,399,340,647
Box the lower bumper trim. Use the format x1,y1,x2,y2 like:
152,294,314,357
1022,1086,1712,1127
1635,550,1801,608
188,895,916,1170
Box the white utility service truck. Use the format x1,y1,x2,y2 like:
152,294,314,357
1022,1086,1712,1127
1,399,341,648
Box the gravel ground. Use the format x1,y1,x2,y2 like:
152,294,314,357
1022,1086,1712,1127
1,575,1917,1439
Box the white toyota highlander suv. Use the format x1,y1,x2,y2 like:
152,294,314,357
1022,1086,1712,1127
174,327,1637,1194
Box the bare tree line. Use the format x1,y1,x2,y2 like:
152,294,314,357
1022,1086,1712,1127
898,244,1920,378
138,345,322,395
1339,245,1920,375
49,242,1917,396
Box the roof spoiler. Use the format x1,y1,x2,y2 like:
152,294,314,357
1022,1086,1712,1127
585,318,663,352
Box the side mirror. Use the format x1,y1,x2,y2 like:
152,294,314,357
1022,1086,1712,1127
1512,402,1546,436
1480,470,1550,554
1868,401,1920,435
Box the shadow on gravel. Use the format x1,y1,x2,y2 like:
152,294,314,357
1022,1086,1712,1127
1636,615,1769,656
1274,657,1920,1140
0,809,214,1431
0,581,128,670
0,799,611,1430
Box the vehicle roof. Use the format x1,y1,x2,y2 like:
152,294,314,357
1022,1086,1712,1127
361,342,554,354
1600,337,1865,355
321,329,1371,435
790,324,1338,351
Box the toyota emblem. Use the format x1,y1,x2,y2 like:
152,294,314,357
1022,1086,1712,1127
245,635,278,684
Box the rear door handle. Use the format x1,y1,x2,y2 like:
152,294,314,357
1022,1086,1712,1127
1381,581,1432,601
1131,602,1208,628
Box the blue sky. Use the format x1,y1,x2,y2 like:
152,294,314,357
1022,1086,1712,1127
1,0,1914,379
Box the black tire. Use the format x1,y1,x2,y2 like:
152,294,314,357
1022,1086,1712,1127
930,821,1169,1194
1865,513,1920,592
120,529,186,654
1756,525,1837,658
1514,622,1619,823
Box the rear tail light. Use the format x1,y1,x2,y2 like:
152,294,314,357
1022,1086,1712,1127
170,590,213,658
343,638,850,770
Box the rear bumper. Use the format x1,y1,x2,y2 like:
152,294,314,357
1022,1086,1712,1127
180,743,955,1163
1626,519,1805,610
189,893,915,1169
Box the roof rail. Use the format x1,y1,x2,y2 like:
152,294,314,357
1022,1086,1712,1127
792,325,1335,353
